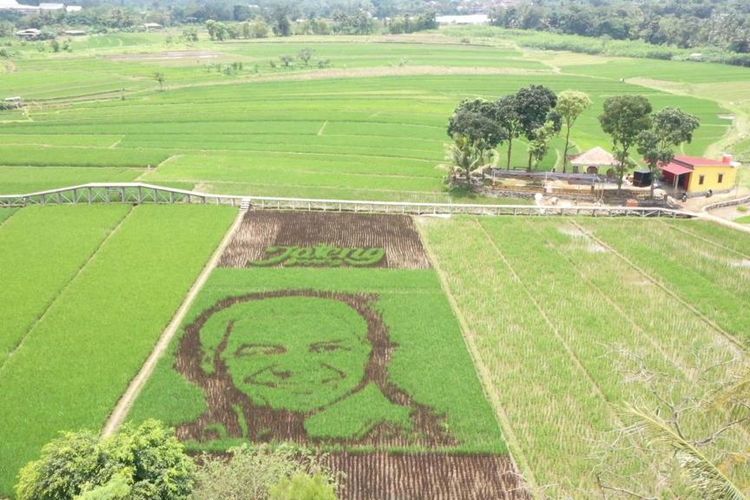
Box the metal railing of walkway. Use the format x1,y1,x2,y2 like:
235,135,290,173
0,182,697,218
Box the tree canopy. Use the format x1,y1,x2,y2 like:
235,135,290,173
447,99,507,148
599,95,653,190
16,420,194,500
490,0,750,58
557,90,592,173
637,107,700,197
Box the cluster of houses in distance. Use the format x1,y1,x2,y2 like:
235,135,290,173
0,0,80,14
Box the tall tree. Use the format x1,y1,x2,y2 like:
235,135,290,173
528,121,558,171
599,95,653,191
447,99,507,148
557,90,592,173
637,107,700,198
514,85,559,171
495,94,523,170
447,99,506,181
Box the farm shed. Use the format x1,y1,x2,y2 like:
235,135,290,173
659,155,738,195
570,147,617,174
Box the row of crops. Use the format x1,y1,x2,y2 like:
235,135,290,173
0,205,236,495
421,216,749,497
0,65,731,199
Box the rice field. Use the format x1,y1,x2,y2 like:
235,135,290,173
419,216,750,497
126,211,519,498
0,205,236,495
0,31,743,201
1,28,749,499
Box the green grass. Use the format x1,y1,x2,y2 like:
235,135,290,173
0,30,738,201
0,166,144,194
580,218,750,339
421,216,748,497
129,267,506,455
0,208,16,224
736,215,750,223
0,70,728,200
0,205,236,496
0,205,130,365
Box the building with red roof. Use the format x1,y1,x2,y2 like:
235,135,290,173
659,154,738,195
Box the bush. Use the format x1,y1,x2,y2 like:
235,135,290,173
16,420,194,500
270,473,336,500
190,444,338,500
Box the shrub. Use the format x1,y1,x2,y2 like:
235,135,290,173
270,473,337,500
190,444,338,500
16,420,194,500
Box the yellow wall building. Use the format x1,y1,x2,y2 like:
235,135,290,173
660,155,738,194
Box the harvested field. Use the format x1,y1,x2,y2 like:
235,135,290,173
323,452,529,500
219,211,430,269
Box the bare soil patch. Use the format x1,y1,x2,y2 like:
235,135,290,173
219,211,430,269
324,452,529,499
108,50,225,62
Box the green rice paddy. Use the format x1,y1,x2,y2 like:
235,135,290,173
1,28,749,499
1,30,746,201
129,267,505,454
0,205,235,494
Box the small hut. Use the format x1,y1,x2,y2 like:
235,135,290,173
570,147,618,174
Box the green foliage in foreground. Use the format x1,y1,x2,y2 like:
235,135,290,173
270,473,337,500
192,444,338,500
16,420,194,500
129,267,505,454
0,205,237,496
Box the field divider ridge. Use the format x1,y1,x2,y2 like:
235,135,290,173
0,205,134,376
0,209,18,230
697,212,750,235
102,207,246,437
570,220,746,352
475,219,615,407
661,220,750,260
520,219,693,381
414,217,538,495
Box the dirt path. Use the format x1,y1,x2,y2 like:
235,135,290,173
101,208,246,437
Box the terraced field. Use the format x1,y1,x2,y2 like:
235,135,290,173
0,31,741,201
1,27,749,499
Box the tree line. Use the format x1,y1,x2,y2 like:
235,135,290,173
0,0,437,39
447,86,700,196
490,0,750,55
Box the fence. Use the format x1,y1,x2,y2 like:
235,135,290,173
0,182,696,218
703,193,750,212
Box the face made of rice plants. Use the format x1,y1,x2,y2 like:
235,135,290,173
200,296,371,413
